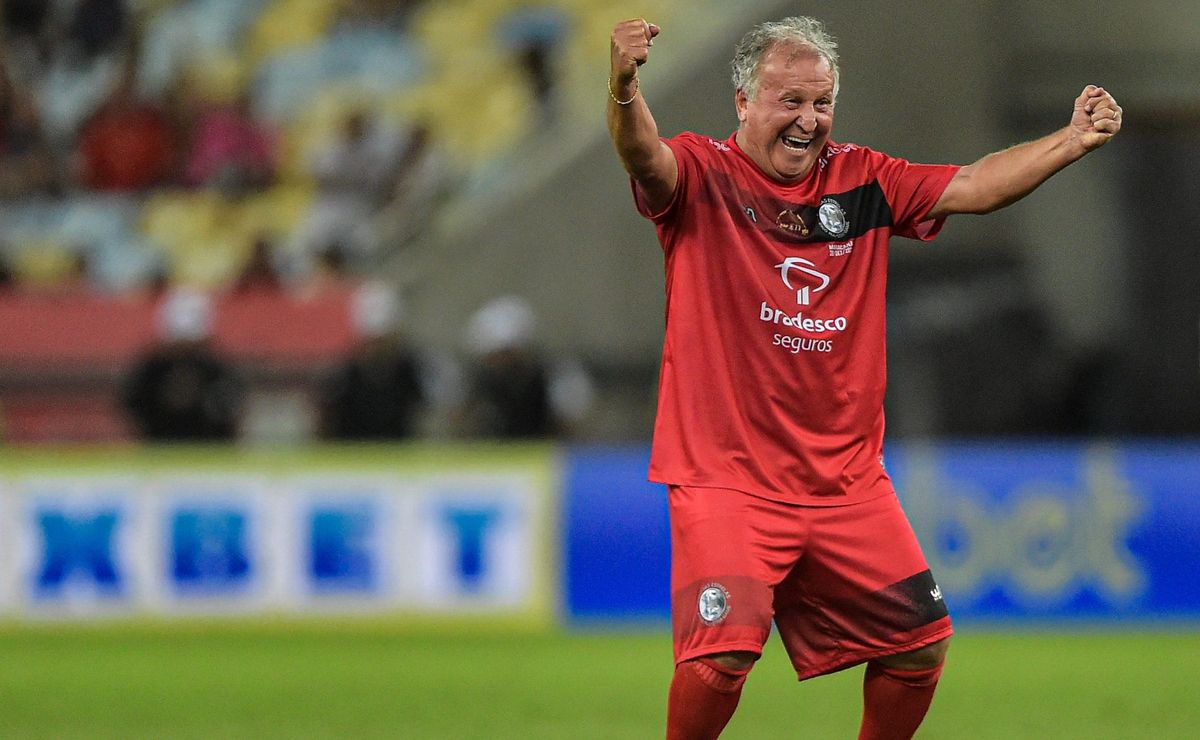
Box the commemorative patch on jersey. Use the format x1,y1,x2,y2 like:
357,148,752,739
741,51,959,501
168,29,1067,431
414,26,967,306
818,198,850,239
698,583,731,625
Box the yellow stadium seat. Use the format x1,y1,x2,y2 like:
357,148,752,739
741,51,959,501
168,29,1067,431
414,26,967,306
427,62,536,170
12,238,81,288
410,0,523,71
230,185,315,244
166,220,249,289
245,0,338,62
181,52,252,105
139,191,225,257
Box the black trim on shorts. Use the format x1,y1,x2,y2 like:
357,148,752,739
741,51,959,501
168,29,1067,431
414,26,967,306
825,569,950,637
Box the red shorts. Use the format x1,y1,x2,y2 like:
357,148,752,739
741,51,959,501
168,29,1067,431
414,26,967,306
668,485,952,681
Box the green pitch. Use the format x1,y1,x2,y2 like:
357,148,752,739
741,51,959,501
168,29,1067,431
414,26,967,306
0,623,1196,739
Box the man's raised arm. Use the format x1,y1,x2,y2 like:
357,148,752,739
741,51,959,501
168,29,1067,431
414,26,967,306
608,19,677,215
928,85,1123,219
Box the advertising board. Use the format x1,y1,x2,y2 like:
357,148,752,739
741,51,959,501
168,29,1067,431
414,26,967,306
563,442,1200,624
0,447,557,624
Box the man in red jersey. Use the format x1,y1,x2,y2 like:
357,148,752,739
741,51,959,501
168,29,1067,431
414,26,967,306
607,15,1122,740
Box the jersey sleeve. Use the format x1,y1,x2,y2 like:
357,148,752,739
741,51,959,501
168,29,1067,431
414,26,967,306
867,149,960,241
631,132,707,223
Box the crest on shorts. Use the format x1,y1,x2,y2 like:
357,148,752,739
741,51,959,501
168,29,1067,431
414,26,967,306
818,198,849,238
698,583,731,625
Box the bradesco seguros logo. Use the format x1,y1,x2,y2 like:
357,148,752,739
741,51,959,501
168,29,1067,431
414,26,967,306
759,257,848,353
775,257,828,305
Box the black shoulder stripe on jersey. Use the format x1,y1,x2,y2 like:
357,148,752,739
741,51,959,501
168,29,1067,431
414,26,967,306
714,173,893,245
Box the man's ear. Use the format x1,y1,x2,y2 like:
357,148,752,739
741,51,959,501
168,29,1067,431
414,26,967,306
735,89,748,123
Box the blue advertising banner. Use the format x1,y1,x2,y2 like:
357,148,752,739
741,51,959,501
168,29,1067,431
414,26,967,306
888,441,1200,622
562,442,1200,624
563,446,669,623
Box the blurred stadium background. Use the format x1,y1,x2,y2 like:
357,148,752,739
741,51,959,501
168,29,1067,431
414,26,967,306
1,0,1198,738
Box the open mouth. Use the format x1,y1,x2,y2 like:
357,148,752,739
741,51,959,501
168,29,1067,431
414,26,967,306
781,134,811,152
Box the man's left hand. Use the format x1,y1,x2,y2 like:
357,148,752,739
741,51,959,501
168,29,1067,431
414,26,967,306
1071,85,1122,152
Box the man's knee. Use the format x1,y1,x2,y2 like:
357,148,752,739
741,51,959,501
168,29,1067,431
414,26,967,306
678,651,757,695
704,650,758,672
876,637,950,671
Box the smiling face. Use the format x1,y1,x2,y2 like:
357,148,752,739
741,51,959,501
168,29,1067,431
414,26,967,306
734,43,835,183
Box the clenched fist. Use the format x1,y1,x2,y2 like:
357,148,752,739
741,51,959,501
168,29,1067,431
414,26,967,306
1071,85,1122,152
611,18,661,87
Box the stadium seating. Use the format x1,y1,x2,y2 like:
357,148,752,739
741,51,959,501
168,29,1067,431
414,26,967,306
0,0,695,443
4,0,692,294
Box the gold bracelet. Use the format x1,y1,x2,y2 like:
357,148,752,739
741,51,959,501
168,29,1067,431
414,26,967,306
608,75,639,105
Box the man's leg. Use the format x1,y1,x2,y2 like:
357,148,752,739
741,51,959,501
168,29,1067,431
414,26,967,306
666,651,756,740
666,486,801,739
857,637,950,740
770,493,952,739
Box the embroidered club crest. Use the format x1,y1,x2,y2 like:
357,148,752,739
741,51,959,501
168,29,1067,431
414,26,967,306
698,584,731,625
818,198,849,239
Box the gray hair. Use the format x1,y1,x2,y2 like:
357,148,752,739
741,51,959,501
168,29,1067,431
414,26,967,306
731,16,840,102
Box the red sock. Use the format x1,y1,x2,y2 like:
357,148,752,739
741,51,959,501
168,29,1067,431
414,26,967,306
666,658,751,740
857,661,944,740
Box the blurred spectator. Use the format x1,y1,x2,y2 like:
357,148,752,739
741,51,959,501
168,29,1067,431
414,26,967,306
142,260,171,298
0,55,59,197
135,0,269,101
181,89,276,193
2,0,50,40
231,234,284,294
313,242,351,284
1,0,52,70
293,106,409,263
313,107,405,198
31,42,124,150
74,58,177,191
457,295,594,439
497,7,569,124
318,281,427,440
0,245,15,292
290,241,355,300
59,249,94,294
122,287,243,441
65,0,128,62
2,0,53,85
365,120,454,260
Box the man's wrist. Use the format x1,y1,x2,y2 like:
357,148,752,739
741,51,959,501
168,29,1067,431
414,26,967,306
1060,125,1093,160
609,74,639,105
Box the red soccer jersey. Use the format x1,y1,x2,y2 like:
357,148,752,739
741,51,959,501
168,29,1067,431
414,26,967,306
635,132,959,505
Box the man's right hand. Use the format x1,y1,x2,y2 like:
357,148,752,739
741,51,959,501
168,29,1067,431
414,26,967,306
610,19,660,86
